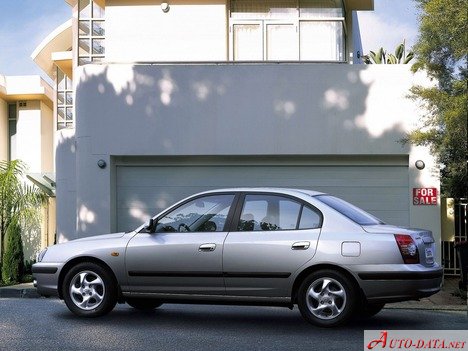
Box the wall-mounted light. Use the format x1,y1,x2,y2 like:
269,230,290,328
97,159,107,169
415,160,425,170
161,2,170,13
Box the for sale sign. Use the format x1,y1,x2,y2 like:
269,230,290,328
413,188,437,205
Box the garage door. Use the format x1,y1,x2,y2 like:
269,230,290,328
115,158,409,232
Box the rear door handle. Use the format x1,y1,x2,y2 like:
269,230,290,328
199,243,216,252
292,241,310,250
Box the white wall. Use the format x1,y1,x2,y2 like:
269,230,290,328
16,101,42,172
59,63,440,246
0,98,7,161
106,0,228,62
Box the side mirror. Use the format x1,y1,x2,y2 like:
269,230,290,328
145,218,155,233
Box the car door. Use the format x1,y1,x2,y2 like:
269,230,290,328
223,193,322,297
125,193,236,295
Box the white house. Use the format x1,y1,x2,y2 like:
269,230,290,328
32,0,441,261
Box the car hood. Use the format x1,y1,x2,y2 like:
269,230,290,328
71,232,127,242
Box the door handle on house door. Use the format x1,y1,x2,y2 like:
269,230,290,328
291,241,310,250
199,243,216,252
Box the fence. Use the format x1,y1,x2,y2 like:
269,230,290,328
441,199,467,276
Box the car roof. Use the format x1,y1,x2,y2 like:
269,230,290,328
194,187,325,197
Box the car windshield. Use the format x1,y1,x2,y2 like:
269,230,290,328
315,195,384,226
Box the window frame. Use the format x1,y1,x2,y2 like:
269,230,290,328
77,0,105,66
230,192,323,232
228,0,347,62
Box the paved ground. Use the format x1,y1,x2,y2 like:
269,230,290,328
0,299,466,351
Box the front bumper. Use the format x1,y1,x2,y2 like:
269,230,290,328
355,265,443,303
32,263,64,297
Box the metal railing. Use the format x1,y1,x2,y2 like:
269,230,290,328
442,199,467,276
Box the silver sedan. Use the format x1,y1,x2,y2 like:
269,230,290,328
33,188,442,327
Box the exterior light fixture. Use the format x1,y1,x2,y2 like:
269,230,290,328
161,2,170,12
97,159,107,169
415,160,425,170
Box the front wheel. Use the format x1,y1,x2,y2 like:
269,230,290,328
62,262,117,317
297,270,357,327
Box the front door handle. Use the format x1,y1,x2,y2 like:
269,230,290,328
199,243,216,252
292,241,310,250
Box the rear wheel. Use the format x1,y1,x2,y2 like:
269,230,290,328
62,262,117,317
297,270,357,327
126,298,163,311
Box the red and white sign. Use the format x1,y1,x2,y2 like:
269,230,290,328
412,188,437,205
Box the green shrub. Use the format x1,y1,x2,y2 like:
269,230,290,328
1,220,24,285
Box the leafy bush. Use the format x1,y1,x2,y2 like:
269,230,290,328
1,219,24,285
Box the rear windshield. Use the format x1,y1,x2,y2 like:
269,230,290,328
315,195,384,226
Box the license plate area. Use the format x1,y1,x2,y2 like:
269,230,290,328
425,247,434,264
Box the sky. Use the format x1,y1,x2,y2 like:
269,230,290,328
0,0,420,80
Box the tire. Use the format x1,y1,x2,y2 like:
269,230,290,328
62,262,118,317
126,298,163,311
297,270,357,327
359,303,385,319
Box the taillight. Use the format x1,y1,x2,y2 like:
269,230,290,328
394,234,419,264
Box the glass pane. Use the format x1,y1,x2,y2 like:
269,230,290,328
79,20,90,35
266,24,297,60
79,38,90,55
58,108,65,122
58,92,65,105
92,2,105,18
66,92,73,105
92,57,103,63
79,0,91,18
300,0,344,17
65,75,73,90
66,122,74,128
57,122,66,130
299,206,321,229
300,21,343,61
238,195,301,231
57,69,65,90
156,195,235,232
92,20,105,36
233,24,263,60
231,0,297,19
92,39,105,55
66,108,74,121
78,57,91,65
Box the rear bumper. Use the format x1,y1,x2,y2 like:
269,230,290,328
32,263,63,297
356,266,443,303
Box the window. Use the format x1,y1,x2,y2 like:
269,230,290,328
156,194,235,233
78,0,105,65
316,195,384,225
8,103,17,161
237,194,321,231
57,68,74,129
230,0,345,61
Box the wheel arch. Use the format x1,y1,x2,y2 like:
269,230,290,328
291,264,364,304
58,256,122,300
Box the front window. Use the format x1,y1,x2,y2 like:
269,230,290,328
230,0,345,61
316,195,384,226
8,103,17,161
78,0,105,65
156,194,235,233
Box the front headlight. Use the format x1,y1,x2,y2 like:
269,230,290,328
36,248,48,262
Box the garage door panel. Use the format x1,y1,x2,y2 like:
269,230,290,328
116,163,409,232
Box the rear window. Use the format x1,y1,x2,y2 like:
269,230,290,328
315,195,384,226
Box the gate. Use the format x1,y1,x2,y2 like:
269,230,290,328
442,199,467,276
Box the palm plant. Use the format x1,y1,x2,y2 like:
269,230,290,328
0,160,47,279
363,40,414,64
